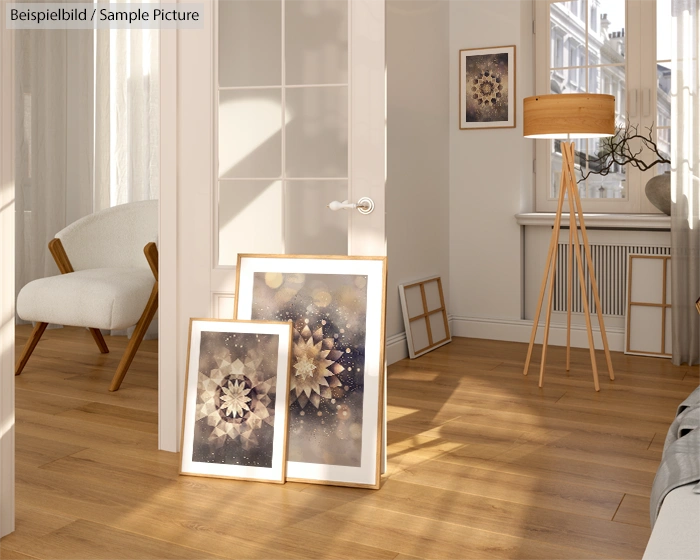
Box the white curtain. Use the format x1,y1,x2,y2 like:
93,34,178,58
671,0,700,366
95,24,159,209
95,23,159,337
15,15,159,339
15,27,94,299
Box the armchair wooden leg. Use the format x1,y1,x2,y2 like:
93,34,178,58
15,322,48,376
109,284,159,392
89,328,110,354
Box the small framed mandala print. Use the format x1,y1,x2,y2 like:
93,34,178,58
234,254,388,489
180,319,293,483
459,45,516,130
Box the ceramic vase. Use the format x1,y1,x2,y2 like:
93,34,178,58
644,171,671,215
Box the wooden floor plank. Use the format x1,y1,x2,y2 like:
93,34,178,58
286,500,612,560
0,502,77,556
392,458,624,520
299,478,650,558
613,493,652,528
438,442,656,497
14,433,87,469
3,326,687,560
10,520,230,560
0,549,41,560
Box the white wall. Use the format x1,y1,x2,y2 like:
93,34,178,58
386,0,450,363
449,0,534,336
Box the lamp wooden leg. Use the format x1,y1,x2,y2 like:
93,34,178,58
89,328,109,354
109,284,158,392
524,239,556,376
568,159,615,381
539,239,559,388
15,322,48,376
566,208,573,372
564,144,599,391
524,167,569,377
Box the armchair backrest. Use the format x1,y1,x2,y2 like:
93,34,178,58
55,200,158,271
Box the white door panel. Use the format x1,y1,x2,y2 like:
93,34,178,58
165,0,385,451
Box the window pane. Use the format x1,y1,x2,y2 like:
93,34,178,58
285,85,348,177
285,0,348,86
597,0,626,61
549,136,627,200
219,88,282,179
284,180,348,255
577,138,627,199
548,0,627,200
656,0,672,175
656,127,671,174
657,0,672,61
218,0,281,87
657,63,672,139
588,65,600,93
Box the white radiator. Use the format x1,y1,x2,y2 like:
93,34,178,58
553,243,671,316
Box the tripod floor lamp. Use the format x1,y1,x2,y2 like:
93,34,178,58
522,93,615,391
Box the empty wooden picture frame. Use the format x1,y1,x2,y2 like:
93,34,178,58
180,318,293,483
399,276,451,359
234,254,387,489
625,254,672,358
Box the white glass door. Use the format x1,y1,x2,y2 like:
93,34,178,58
212,0,385,316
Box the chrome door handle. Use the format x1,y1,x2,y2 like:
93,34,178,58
327,197,375,215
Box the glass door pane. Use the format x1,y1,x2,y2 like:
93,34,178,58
216,0,349,266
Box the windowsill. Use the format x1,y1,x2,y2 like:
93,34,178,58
515,213,671,230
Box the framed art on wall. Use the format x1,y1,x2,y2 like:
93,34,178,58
234,254,387,489
180,319,293,483
459,45,516,130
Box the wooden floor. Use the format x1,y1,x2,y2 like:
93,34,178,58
2,325,698,560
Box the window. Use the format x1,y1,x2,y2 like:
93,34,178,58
534,0,672,213
552,30,565,69
591,5,598,31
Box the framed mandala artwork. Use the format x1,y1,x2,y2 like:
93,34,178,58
234,255,387,489
180,319,293,483
459,45,516,130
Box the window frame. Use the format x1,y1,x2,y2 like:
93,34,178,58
534,0,664,214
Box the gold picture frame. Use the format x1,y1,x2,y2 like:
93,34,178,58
234,254,387,489
180,318,293,483
459,45,516,130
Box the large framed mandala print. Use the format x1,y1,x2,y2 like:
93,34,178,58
180,319,293,483
234,255,388,489
459,45,516,130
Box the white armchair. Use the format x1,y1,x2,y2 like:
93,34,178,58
15,200,159,391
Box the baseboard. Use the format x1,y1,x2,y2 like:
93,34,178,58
449,315,625,352
386,332,408,365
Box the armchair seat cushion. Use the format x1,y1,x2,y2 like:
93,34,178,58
17,268,155,331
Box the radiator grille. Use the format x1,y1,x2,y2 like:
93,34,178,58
553,244,671,316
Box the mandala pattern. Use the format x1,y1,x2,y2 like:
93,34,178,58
291,325,344,409
196,349,275,451
251,271,367,467
463,52,509,123
471,70,503,106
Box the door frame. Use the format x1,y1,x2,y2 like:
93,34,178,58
0,0,16,538
0,20,181,538
158,29,179,453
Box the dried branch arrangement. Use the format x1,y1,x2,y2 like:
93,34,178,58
577,123,670,183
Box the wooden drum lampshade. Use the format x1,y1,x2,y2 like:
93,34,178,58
522,93,616,391
523,93,615,138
